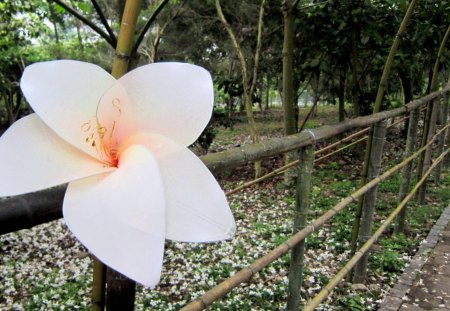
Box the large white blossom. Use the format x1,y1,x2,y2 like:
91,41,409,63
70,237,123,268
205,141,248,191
0,60,235,287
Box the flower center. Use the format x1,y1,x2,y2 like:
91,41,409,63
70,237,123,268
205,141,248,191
81,97,122,167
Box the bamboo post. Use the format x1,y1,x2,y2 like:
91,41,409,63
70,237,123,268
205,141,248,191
435,78,450,176
417,97,440,203
282,0,300,186
92,257,107,311
395,108,420,233
353,120,387,284
349,0,418,267
286,144,315,311
416,24,450,193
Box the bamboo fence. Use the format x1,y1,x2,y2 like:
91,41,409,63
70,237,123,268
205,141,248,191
180,120,450,311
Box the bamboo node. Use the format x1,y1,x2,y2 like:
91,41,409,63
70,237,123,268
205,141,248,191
115,52,131,60
305,129,317,142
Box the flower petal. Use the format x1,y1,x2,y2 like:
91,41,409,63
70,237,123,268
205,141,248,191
20,60,116,159
117,62,214,146
123,133,235,242
63,145,166,287
0,114,113,197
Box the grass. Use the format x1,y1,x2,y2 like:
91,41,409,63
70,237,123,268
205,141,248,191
1,105,449,310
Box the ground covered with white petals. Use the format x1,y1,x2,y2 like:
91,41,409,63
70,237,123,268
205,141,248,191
2,173,449,310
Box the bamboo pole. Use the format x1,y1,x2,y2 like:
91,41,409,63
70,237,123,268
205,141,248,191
282,0,299,186
395,107,420,233
286,144,315,311
303,145,450,311
349,0,418,267
416,24,450,195
445,84,450,167
435,78,450,180
180,124,449,311
417,97,440,203
92,257,106,311
227,117,407,196
226,128,370,196
353,121,387,283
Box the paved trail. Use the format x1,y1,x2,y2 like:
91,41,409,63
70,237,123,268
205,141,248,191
379,205,450,311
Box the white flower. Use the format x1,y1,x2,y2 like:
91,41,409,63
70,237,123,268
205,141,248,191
0,60,235,287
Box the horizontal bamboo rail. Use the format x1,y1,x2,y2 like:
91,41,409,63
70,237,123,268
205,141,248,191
227,115,408,196
0,88,448,235
304,144,450,311
180,121,450,311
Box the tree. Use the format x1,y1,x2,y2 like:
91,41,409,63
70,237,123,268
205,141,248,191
215,0,266,177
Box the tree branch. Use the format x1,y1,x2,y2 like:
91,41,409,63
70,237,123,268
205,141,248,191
50,0,115,47
215,0,249,89
250,0,266,95
132,0,170,55
90,0,117,46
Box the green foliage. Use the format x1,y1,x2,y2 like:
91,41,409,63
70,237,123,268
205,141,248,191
336,294,366,311
370,249,406,273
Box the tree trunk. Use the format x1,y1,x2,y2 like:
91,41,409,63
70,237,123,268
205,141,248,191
215,0,265,178
338,68,346,122
282,0,298,186
399,67,413,137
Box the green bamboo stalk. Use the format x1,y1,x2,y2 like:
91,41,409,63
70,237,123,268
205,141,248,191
353,121,387,284
417,97,440,203
434,78,450,180
180,124,450,311
286,144,315,311
395,107,420,234
416,24,450,192
445,84,450,167
92,1,143,310
282,0,298,186
304,145,450,311
282,0,297,137
92,257,106,311
111,0,142,78
349,0,418,267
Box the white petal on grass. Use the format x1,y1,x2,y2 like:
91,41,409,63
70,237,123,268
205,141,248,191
20,60,116,159
124,133,236,242
118,62,214,147
63,145,166,287
0,114,113,197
